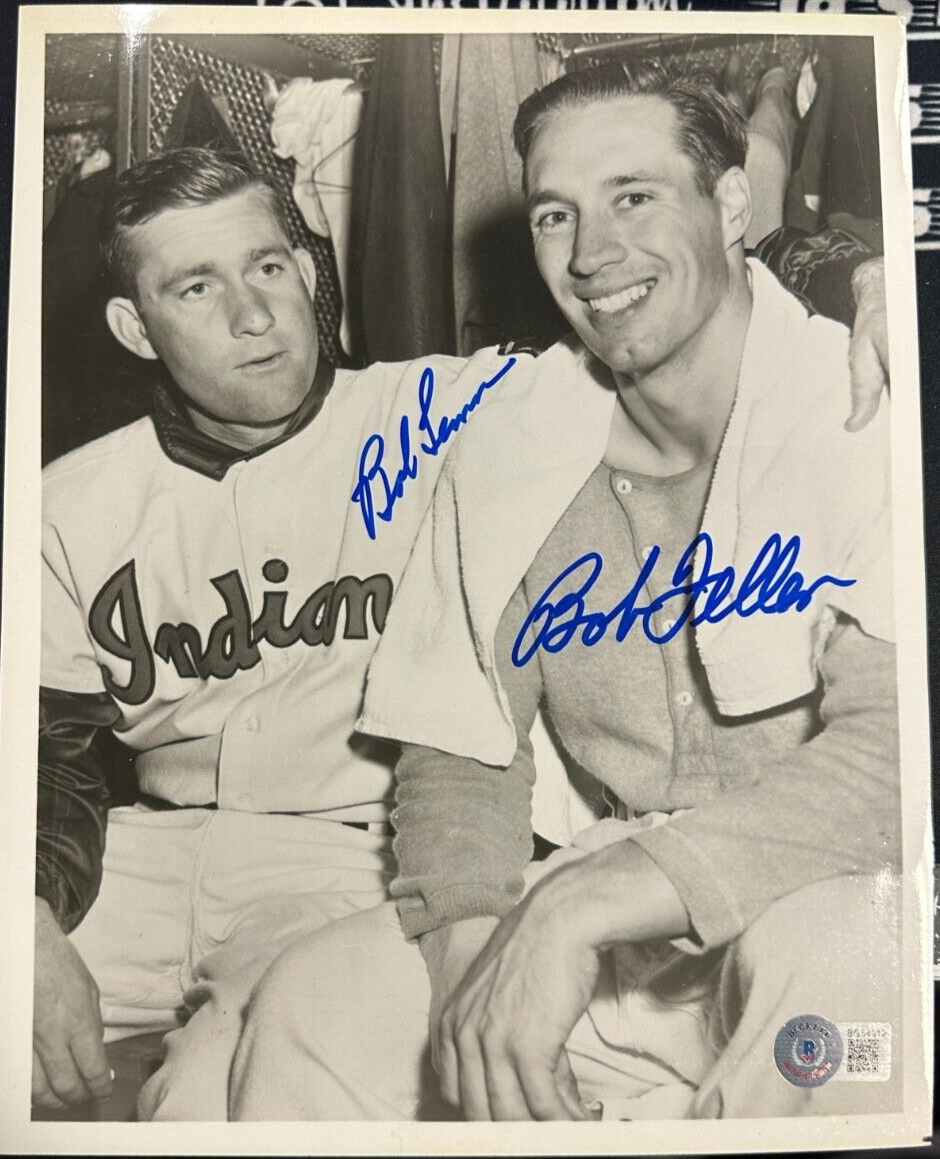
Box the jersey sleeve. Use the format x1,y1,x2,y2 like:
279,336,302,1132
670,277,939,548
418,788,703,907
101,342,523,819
37,687,121,932
751,223,876,327
38,516,118,930
41,520,108,694
631,619,899,951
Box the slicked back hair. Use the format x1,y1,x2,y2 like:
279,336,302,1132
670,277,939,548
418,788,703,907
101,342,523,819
99,147,293,299
513,58,749,197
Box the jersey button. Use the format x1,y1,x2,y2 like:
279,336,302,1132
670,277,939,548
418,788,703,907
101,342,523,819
641,545,655,560
676,690,694,708
245,717,259,732
616,478,633,496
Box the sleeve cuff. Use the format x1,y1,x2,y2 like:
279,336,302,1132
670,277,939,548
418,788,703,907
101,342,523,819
629,825,747,953
35,856,80,934
395,883,518,941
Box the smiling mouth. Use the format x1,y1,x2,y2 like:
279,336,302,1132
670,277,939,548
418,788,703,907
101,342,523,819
587,279,656,315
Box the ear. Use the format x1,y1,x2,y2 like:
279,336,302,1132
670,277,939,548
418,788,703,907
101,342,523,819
716,166,752,250
293,248,317,302
105,297,159,361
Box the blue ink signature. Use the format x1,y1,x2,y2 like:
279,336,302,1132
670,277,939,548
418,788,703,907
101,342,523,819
511,532,856,667
351,358,517,540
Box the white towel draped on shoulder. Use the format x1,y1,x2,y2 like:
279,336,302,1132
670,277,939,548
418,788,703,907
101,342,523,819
359,259,894,767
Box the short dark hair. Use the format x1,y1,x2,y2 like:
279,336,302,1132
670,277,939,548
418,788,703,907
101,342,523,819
513,58,749,197
99,147,293,298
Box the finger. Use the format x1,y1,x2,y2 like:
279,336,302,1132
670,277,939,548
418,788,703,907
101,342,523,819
42,1048,92,1106
429,1017,441,1077
454,1026,492,1121
482,1051,533,1121
517,1054,578,1121
845,389,883,433
846,337,886,432
554,1049,591,1121
70,1029,112,1101
435,1016,462,1108
32,1052,66,1109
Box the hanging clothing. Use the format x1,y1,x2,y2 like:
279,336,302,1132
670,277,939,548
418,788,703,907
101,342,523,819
42,165,156,465
822,38,882,222
165,78,239,153
271,78,364,357
451,34,558,355
785,55,834,234
438,35,460,181
350,35,452,364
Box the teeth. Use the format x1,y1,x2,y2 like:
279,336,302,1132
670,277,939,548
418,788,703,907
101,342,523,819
589,280,654,314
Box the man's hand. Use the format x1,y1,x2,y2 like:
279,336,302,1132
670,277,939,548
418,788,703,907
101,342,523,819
847,256,889,432
33,897,111,1108
423,840,690,1121
420,916,499,1063
429,893,597,1121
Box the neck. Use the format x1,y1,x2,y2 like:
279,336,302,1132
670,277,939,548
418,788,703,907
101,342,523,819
608,262,752,476
185,406,293,452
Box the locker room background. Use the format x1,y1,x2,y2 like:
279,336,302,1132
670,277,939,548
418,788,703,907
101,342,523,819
41,30,884,462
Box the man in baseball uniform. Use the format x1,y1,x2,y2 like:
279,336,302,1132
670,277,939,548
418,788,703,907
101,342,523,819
33,146,540,1120
34,144,889,1121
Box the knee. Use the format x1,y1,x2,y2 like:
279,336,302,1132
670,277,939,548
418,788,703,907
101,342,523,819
245,920,373,1049
737,874,899,979
137,1059,169,1122
231,912,406,1119
136,1028,191,1121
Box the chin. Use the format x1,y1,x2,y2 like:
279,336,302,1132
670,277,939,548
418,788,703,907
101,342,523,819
580,339,642,378
605,332,668,376
259,383,311,419
226,397,303,427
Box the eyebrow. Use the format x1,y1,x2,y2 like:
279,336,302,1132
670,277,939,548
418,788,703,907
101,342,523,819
246,244,293,264
526,173,668,213
607,173,667,190
160,244,293,293
160,263,216,293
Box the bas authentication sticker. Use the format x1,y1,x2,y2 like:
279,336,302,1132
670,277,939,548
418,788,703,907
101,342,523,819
773,1015,844,1087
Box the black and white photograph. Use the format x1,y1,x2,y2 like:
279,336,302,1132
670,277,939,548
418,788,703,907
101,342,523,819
0,5,932,1153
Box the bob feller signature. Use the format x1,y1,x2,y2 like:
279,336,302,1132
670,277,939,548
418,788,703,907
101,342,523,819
511,531,856,667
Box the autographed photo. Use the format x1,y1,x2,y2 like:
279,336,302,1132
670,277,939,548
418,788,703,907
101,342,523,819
0,6,932,1154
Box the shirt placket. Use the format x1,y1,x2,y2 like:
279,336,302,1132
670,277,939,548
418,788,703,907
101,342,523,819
610,470,711,802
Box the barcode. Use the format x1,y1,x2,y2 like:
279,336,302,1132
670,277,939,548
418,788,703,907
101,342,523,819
848,1038,882,1073
835,1022,893,1081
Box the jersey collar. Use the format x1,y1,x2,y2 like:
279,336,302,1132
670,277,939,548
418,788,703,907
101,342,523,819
151,357,337,480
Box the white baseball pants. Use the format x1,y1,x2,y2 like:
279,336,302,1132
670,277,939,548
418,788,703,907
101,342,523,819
228,821,902,1122
68,803,393,1120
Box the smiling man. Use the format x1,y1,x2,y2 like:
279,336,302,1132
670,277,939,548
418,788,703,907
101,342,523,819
227,62,901,1122
33,147,531,1120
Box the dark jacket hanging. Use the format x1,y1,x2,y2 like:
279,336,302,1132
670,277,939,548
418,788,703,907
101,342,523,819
165,78,241,153
42,168,156,464
350,36,453,363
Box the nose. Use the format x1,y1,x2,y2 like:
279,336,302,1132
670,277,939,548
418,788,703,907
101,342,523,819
228,283,275,338
568,212,628,281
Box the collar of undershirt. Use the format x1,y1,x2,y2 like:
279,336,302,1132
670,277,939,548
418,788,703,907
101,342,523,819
151,356,337,481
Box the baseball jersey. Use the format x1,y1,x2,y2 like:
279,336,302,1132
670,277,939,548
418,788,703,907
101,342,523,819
40,346,533,830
